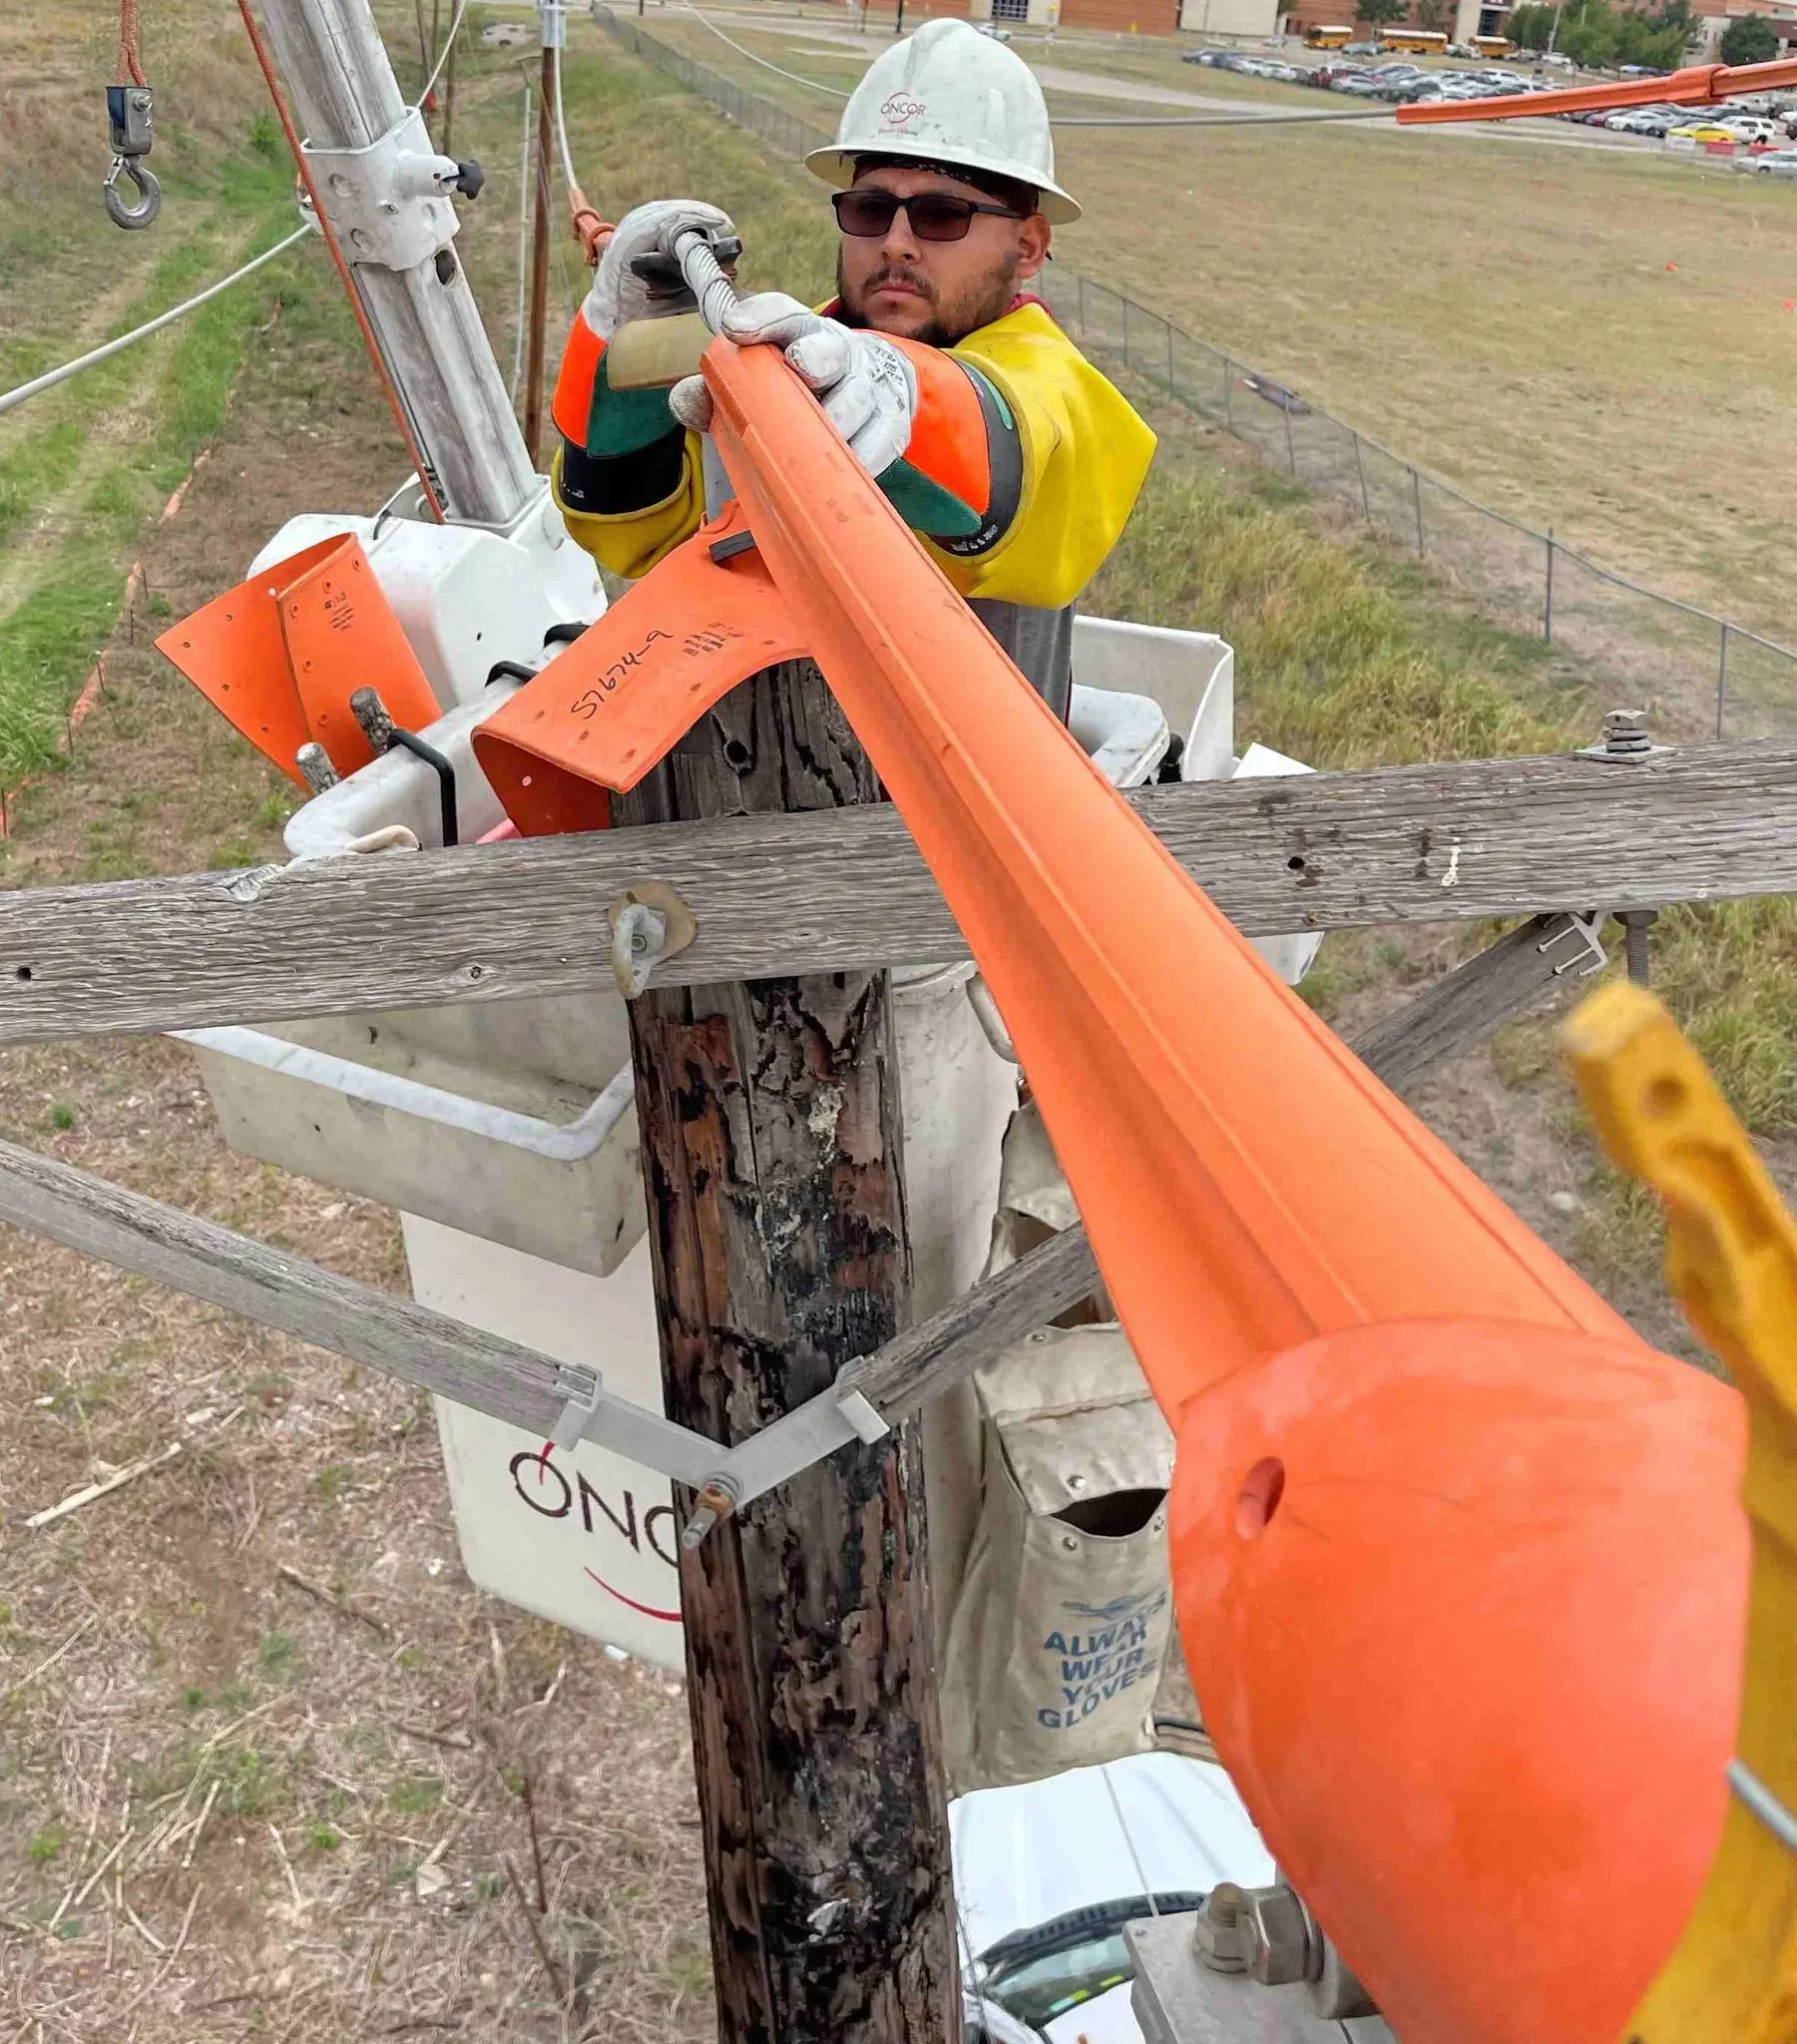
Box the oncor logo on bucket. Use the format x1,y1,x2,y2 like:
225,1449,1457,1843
879,92,926,127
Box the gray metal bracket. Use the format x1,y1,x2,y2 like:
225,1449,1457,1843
303,109,463,270
542,1360,892,1540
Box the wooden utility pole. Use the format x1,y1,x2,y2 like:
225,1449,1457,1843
619,664,962,2043
523,35,556,463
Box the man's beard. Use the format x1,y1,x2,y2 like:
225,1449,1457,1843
836,248,1021,347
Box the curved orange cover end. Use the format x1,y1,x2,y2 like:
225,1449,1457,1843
1170,1316,1747,2044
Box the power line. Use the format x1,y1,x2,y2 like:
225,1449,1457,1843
1053,105,1395,127
419,0,470,105
658,12,1398,130
0,226,315,420
679,3,851,98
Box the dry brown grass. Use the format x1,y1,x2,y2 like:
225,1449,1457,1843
1,22,715,2035
647,6,1797,652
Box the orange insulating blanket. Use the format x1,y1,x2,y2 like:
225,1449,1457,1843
158,534,440,785
484,332,1749,2041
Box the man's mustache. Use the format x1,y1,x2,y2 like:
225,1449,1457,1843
867,264,936,301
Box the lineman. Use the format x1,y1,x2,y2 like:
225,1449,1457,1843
549,19,1154,721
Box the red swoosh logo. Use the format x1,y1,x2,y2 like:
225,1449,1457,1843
584,1567,680,1624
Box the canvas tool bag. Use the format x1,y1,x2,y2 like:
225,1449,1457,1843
939,1103,1176,1794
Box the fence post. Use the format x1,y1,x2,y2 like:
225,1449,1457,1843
1122,294,1131,368
1544,527,1555,646
1353,432,1371,521
1282,399,1296,476
1717,621,1729,742
1077,270,1087,335
1411,466,1425,558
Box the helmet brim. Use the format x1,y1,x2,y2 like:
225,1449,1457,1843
804,142,1083,226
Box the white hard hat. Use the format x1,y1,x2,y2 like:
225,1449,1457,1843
804,19,1081,226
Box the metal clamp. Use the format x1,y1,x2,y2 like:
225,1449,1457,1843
302,109,462,270
1540,909,1607,978
608,880,697,999
549,1366,607,1453
526,1365,893,1549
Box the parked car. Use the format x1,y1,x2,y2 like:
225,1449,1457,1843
1180,47,1226,64
1668,123,1741,142
1341,40,1382,54
1737,147,1797,174
1719,116,1782,143
1329,72,1386,93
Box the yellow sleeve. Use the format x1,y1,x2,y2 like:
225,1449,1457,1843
932,304,1155,609
550,437,705,583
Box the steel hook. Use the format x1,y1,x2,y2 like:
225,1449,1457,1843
105,155,161,231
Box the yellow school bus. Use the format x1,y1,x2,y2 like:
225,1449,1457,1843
1380,26,1450,52
1473,32,1514,55
1302,23,1355,46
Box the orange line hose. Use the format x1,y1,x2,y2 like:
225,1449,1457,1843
234,0,448,523
1397,52,1797,124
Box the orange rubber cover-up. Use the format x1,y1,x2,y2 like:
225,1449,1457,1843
158,535,440,784
1170,1319,1745,2044
1396,52,1797,124
471,499,809,834
494,332,1749,2039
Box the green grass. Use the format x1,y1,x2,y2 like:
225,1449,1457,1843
0,148,319,792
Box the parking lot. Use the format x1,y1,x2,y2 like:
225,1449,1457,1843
1184,43,1797,170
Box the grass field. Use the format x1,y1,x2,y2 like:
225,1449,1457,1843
647,5,1797,653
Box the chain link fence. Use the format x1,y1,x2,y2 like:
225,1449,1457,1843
599,6,1797,742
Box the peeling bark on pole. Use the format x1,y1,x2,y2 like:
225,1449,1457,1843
619,661,961,2043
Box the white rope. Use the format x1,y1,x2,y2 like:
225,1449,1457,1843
679,4,850,99
0,225,316,420
551,36,581,194
512,82,535,401
419,0,470,105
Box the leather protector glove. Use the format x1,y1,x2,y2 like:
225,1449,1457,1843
581,199,737,339
669,290,919,478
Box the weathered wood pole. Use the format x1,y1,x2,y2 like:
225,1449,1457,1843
618,662,962,2043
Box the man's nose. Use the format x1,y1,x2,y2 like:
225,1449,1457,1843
879,202,922,261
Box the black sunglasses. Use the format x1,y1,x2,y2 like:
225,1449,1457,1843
831,189,1028,243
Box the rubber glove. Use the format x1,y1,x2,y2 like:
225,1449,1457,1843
581,199,737,339
669,291,918,479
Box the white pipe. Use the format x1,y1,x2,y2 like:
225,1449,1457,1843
0,227,316,419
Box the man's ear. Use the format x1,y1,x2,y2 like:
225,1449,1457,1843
1016,216,1051,282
